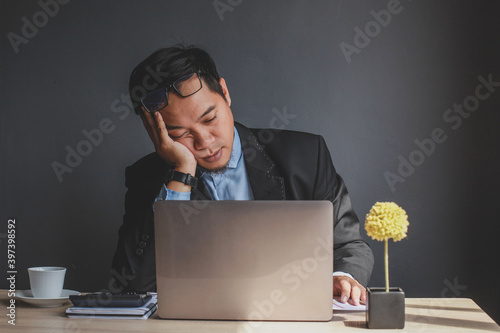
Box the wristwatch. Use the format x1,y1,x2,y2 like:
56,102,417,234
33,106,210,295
166,169,198,188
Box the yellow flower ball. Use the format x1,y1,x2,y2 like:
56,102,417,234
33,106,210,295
365,202,409,242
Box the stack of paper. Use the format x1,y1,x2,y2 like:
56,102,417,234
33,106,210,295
66,294,158,319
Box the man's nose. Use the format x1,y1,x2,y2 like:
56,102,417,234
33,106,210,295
193,130,215,150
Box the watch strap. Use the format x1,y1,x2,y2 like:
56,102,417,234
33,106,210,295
167,170,198,188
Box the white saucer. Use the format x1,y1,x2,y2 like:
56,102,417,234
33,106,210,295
15,289,81,308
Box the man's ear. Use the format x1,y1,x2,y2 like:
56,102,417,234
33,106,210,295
219,78,231,107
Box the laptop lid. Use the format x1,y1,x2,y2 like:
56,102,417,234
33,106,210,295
154,200,333,321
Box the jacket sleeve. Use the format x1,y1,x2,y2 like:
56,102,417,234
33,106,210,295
111,155,165,292
314,136,374,287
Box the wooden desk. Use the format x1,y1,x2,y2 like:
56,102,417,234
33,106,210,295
2,292,499,332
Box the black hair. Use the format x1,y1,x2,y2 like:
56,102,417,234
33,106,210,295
128,45,225,115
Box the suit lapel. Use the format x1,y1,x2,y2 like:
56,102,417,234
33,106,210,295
235,122,286,200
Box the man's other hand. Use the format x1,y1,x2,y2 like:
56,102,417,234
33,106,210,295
333,275,366,306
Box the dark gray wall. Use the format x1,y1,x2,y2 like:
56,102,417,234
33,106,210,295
2,0,499,324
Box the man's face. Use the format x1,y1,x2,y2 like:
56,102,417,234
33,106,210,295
158,78,234,171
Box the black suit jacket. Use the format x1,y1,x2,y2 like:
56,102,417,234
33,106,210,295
111,122,374,292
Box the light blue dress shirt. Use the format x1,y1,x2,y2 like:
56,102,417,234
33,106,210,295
156,127,254,201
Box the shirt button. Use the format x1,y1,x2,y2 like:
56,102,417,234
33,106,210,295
142,235,150,241
138,241,147,249
135,248,144,256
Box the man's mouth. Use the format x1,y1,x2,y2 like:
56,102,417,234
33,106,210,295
202,148,223,163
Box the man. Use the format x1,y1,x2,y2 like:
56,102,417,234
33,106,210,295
112,45,374,305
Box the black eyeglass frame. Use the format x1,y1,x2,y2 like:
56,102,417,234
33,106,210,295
141,70,203,114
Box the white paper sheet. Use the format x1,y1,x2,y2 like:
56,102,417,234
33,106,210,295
332,297,366,311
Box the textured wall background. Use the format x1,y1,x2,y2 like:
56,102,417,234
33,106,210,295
1,0,499,324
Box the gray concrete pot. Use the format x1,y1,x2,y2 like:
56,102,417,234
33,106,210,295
366,287,405,329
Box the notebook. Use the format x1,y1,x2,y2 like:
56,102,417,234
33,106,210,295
154,200,333,321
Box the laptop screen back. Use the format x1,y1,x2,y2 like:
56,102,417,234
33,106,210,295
154,200,333,321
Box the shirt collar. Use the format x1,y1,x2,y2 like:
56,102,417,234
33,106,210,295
227,126,241,169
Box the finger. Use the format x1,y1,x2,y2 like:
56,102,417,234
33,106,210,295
155,111,179,158
140,108,159,143
349,284,362,306
154,111,172,144
140,107,155,128
339,279,351,303
360,287,367,305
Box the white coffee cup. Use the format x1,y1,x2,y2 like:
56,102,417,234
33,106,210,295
28,267,66,298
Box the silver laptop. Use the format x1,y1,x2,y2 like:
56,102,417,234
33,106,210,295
154,200,333,321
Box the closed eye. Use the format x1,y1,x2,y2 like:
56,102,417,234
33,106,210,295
204,115,217,123
169,132,186,139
